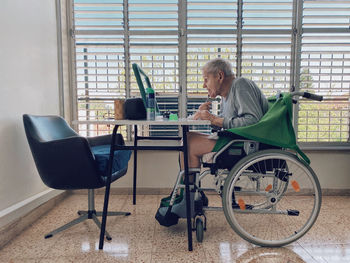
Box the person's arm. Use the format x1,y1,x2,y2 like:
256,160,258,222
209,114,224,127
193,110,224,127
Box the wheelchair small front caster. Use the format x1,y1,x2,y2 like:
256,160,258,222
195,217,204,243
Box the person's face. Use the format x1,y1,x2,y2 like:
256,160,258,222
202,70,223,98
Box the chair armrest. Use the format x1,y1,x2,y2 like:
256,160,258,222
87,134,125,147
87,135,112,146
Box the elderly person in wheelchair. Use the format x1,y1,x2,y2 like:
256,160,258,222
156,58,322,247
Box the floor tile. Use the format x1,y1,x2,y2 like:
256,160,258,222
301,244,350,263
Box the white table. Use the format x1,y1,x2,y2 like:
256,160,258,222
74,118,210,251
74,118,210,126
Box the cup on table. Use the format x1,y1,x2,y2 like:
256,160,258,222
114,99,125,120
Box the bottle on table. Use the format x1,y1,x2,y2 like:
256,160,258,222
146,86,155,120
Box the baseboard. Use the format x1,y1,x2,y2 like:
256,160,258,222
0,189,68,249
71,188,174,195
71,188,350,196
322,188,350,196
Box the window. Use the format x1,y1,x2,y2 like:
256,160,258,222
241,0,293,96
73,0,125,136
70,0,350,145
298,0,350,142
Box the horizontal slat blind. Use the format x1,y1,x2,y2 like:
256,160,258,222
241,0,293,97
128,0,180,136
187,0,237,95
74,0,125,136
242,0,293,29
74,0,123,31
298,0,350,142
129,0,179,96
302,0,350,29
71,0,350,144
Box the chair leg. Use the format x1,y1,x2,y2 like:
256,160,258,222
45,214,89,239
44,189,130,240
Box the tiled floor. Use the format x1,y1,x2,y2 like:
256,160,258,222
0,194,349,262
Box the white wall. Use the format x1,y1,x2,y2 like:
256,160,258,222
307,151,350,190
0,0,60,212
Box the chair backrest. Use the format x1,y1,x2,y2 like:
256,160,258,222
23,114,103,190
23,115,78,142
132,63,160,113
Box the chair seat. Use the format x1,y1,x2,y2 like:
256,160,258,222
91,145,131,176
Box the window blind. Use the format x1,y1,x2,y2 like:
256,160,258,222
187,0,237,95
186,0,237,130
70,0,350,145
74,0,125,136
128,0,180,136
129,0,179,96
241,0,293,97
298,0,350,142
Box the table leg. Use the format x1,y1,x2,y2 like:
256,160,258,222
133,125,138,205
182,125,193,251
99,125,119,249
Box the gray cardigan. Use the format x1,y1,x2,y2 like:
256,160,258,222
220,77,269,129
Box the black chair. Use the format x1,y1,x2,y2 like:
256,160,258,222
23,114,131,249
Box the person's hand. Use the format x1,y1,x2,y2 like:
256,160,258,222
194,110,214,122
198,101,211,111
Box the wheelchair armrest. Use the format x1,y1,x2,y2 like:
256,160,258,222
217,130,243,138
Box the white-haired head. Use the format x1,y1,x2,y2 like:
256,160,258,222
202,58,235,77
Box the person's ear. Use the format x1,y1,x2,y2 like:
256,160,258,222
218,71,224,82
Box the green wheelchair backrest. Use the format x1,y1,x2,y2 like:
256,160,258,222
132,63,160,113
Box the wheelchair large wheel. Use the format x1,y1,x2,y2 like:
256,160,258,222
222,149,321,247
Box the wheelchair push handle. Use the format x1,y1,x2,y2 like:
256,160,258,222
290,91,323,102
303,92,323,101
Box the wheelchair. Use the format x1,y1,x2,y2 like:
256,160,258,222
156,91,322,247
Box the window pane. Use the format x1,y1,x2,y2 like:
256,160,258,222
187,0,237,122
303,0,350,29
242,0,293,97
74,0,126,136
298,0,350,142
129,0,179,136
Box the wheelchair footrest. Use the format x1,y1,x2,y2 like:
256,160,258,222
155,207,179,227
